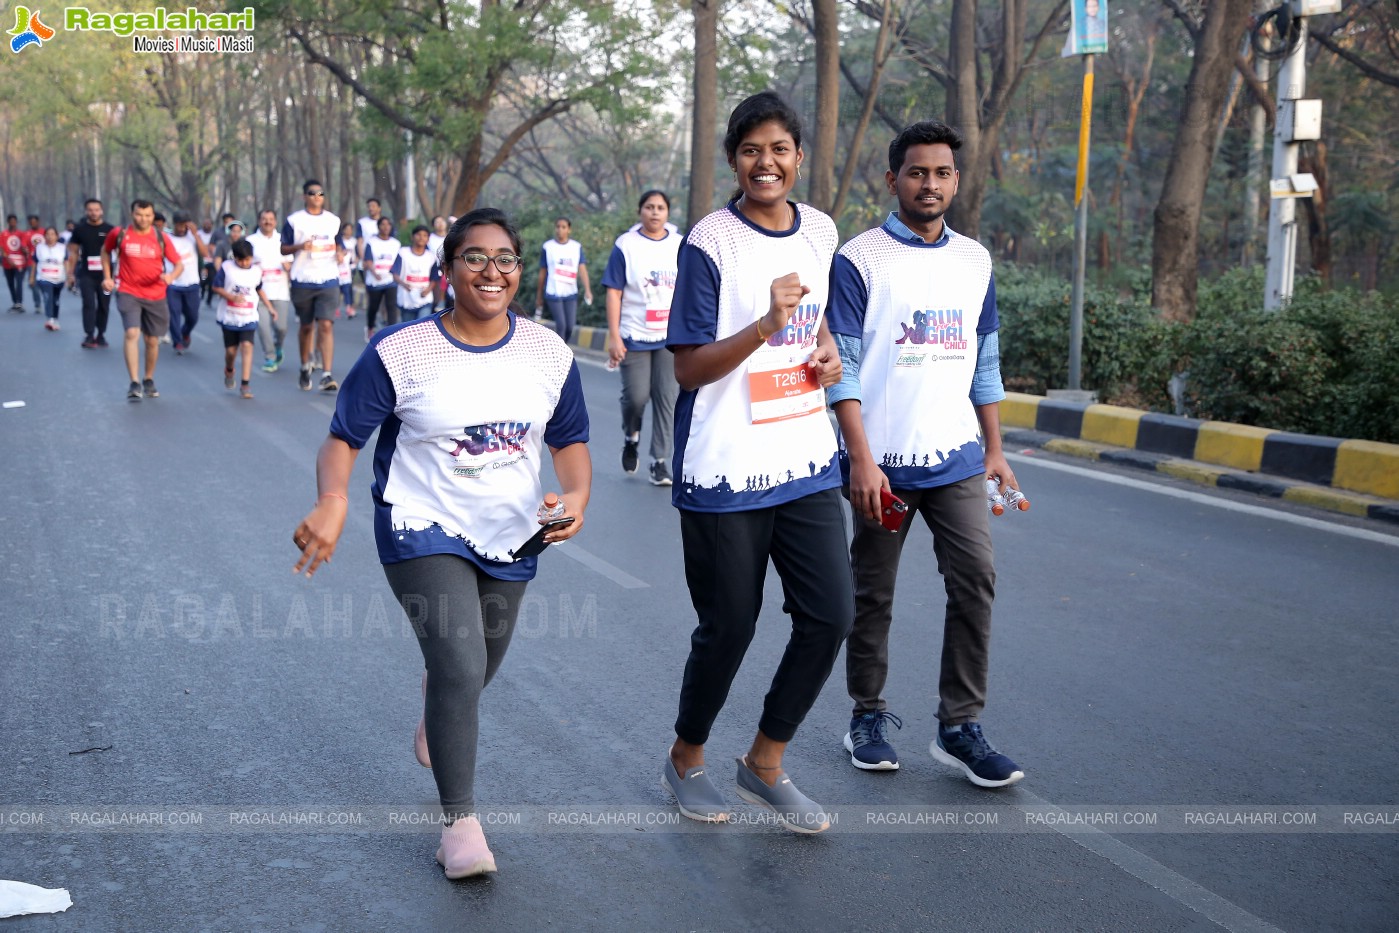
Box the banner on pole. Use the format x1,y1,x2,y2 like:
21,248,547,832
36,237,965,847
1063,0,1108,56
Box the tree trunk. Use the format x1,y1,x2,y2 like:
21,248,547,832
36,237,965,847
808,0,839,213
944,0,982,240
1300,140,1330,284
833,0,893,220
1150,0,1255,322
687,0,719,229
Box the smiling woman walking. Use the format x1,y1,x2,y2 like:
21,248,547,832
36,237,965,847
661,91,853,833
292,208,591,879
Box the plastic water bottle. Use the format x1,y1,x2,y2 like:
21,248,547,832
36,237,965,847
985,478,1006,516
986,478,1030,515
537,493,566,522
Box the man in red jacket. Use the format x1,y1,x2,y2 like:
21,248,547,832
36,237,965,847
2,214,29,313
23,214,46,314
102,200,184,402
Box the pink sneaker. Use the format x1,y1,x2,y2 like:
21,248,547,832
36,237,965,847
415,671,431,768
435,816,496,878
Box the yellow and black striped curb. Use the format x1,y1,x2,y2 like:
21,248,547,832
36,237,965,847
1000,393,1399,525
573,325,608,354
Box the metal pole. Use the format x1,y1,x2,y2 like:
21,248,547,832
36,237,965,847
1068,54,1093,391
1264,17,1307,310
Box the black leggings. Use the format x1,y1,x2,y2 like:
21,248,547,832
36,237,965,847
383,555,525,819
675,487,854,745
366,288,398,330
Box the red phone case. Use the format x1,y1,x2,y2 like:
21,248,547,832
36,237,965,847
879,488,907,532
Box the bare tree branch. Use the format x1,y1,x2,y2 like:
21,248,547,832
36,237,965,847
1311,29,1399,89
286,26,437,136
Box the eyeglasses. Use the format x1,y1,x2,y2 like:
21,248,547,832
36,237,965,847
305,190,325,197
453,252,521,273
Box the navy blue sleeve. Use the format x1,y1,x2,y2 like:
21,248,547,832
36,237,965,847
429,263,441,283
600,244,627,290
389,255,403,276
329,344,397,449
977,271,999,335
666,241,720,348
543,362,590,449
826,254,869,338
578,246,587,266
280,220,294,248
211,265,226,289
538,245,548,270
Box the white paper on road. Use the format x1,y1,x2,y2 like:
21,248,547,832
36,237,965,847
0,880,73,917
2,400,24,409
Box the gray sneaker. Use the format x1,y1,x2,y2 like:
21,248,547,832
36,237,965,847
734,757,831,834
662,758,731,823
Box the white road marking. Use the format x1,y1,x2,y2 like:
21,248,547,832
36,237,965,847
1008,452,1399,548
555,543,650,589
1013,788,1284,933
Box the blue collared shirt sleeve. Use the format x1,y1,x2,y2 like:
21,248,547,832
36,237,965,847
970,330,1006,406
543,362,590,448
600,245,627,291
666,240,720,348
826,254,868,339
827,333,863,406
977,272,999,335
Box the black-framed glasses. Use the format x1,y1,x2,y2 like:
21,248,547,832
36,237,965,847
453,252,521,273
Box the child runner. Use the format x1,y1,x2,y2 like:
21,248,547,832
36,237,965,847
213,239,275,399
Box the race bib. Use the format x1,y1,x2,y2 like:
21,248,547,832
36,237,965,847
262,267,285,280
644,306,670,333
747,358,822,425
87,256,102,271
39,262,62,280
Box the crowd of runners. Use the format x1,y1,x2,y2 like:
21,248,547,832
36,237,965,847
3,186,463,401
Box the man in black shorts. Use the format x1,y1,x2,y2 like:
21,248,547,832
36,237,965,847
281,180,344,392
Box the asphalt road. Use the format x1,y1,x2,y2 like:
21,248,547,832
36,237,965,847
2,309,1397,932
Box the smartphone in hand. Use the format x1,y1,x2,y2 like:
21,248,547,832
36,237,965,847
879,488,907,533
510,517,576,561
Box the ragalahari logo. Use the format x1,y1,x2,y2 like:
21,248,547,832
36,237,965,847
9,6,55,53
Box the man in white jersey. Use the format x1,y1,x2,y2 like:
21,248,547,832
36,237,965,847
166,213,207,353
248,209,293,372
282,179,344,392
392,225,441,321
827,121,1024,788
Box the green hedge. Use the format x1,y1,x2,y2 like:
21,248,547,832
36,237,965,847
996,265,1399,444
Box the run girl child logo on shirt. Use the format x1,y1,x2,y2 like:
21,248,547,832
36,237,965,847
893,308,968,350
764,301,821,348
448,422,530,456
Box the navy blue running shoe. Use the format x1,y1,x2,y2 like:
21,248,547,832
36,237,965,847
843,711,903,771
931,722,1024,788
